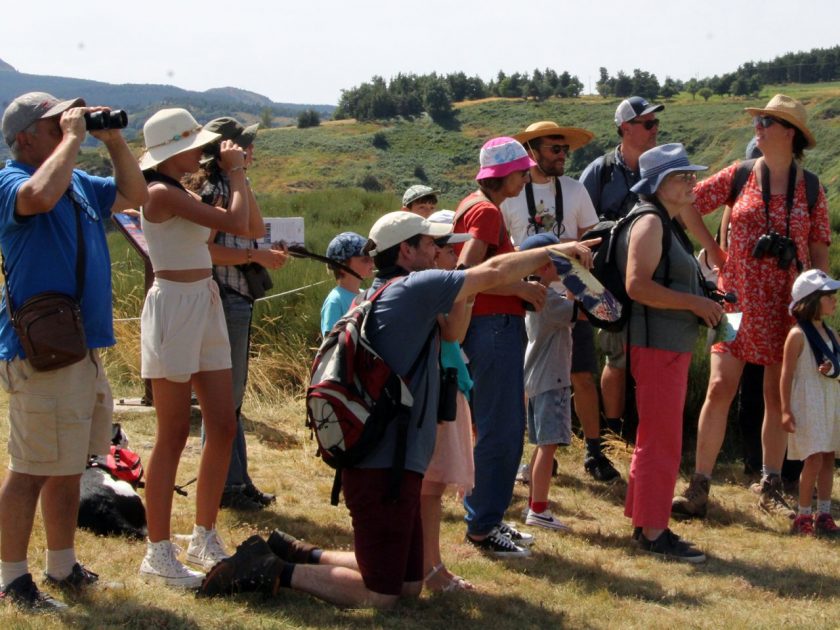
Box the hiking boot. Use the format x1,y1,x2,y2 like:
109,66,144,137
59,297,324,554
790,514,814,536
198,535,284,598
584,454,620,482
465,527,531,558
220,487,263,511
525,508,571,532
637,529,706,563
757,475,796,519
671,474,710,519
0,573,68,612
267,529,320,564
186,527,230,570
244,483,276,507
815,513,840,537
140,540,204,589
44,563,99,592
499,522,535,546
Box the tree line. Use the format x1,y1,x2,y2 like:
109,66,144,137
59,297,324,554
597,45,840,101
332,45,840,124
333,69,584,123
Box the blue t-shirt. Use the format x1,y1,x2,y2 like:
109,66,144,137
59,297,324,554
320,285,359,336
359,269,465,473
0,160,117,359
579,146,641,221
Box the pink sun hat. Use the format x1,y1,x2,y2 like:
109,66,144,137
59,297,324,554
475,136,536,180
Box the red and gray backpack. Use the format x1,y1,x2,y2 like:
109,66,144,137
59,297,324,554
307,278,428,505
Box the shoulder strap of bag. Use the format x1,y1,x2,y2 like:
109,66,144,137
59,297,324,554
3,186,86,319
524,178,564,232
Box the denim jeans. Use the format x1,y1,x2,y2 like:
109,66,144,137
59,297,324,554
462,314,526,536
201,290,254,489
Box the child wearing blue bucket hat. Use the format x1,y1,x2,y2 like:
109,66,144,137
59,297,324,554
320,232,374,336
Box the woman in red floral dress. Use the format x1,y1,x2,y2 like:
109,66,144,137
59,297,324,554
673,95,830,518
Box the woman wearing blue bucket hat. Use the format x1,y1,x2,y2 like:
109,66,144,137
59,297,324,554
616,143,723,562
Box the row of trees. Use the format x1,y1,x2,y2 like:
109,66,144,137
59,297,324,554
596,46,840,102
334,68,584,123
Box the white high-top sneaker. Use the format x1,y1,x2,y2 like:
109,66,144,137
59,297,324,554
139,540,204,588
186,526,230,570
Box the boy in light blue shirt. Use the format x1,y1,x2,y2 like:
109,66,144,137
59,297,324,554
320,232,374,336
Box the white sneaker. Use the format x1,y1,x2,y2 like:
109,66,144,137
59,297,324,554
515,463,531,484
186,526,230,570
499,522,535,546
525,508,571,531
139,540,204,589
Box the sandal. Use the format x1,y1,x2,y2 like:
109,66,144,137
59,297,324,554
424,563,475,592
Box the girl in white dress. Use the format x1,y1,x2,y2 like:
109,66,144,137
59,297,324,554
780,269,840,536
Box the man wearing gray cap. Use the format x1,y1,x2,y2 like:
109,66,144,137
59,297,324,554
579,96,664,440
0,92,146,610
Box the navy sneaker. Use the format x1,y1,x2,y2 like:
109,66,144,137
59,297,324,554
584,454,620,482
637,529,705,563
1,573,67,611
466,527,531,558
44,563,99,592
498,522,535,546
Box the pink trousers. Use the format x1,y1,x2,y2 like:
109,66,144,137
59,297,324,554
624,345,692,529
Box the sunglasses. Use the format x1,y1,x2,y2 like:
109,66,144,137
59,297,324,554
67,189,100,222
627,118,660,130
543,143,570,155
670,172,697,184
754,115,792,129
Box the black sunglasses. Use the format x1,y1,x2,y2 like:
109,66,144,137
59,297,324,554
754,115,792,129
628,118,659,130
543,144,570,155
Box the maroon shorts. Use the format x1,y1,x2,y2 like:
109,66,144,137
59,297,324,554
342,468,424,596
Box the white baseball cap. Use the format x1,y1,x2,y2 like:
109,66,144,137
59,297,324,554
368,211,453,256
789,268,840,314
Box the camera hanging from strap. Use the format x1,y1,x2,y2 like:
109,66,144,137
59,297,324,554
759,161,801,271
525,177,564,237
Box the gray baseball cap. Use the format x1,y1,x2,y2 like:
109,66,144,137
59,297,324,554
2,92,86,147
614,96,664,126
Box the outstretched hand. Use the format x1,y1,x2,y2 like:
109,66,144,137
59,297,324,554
545,237,601,269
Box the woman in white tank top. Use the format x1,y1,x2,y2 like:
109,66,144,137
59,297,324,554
136,108,251,588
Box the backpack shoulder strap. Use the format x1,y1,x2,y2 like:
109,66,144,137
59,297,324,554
453,190,491,226
803,169,821,213
727,158,757,207
599,151,615,194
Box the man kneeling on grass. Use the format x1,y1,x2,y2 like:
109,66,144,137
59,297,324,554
199,211,597,608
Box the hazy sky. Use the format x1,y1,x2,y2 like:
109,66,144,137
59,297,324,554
6,0,838,105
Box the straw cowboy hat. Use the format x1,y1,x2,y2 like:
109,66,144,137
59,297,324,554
514,121,594,152
139,108,221,170
745,94,816,149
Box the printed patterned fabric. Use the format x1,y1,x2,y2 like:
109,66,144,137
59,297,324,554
694,163,831,364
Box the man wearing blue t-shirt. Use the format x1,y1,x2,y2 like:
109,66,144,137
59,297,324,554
0,92,147,610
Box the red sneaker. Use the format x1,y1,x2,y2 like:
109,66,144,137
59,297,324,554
790,514,814,536
815,513,840,537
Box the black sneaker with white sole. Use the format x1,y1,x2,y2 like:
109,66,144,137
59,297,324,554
637,529,705,563
466,526,531,558
498,522,535,546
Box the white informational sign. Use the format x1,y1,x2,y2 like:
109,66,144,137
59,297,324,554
257,217,305,248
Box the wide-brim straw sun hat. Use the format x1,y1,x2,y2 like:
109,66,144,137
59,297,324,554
630,143,707,196
139,108,221,171
744,94,816,149
514,121,594,152
475,136,536,180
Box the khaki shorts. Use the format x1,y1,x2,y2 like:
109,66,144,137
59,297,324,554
597,328,627,370
141,278,231,382
1,351,112,476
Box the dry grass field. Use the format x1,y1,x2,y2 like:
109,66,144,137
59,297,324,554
0,381,838,629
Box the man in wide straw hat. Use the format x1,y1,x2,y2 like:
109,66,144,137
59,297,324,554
502,121,621,489
0,92,147,610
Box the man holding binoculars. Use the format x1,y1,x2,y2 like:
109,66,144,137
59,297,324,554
0,92,146,611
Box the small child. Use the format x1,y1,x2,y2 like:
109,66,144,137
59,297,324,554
402,184,440,219
519,233,577,531
781,269,840,536
319,232,374,336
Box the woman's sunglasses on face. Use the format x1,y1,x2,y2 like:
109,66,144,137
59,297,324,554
754,115,792,129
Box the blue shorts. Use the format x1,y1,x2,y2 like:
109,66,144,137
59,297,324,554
527,387,572,446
